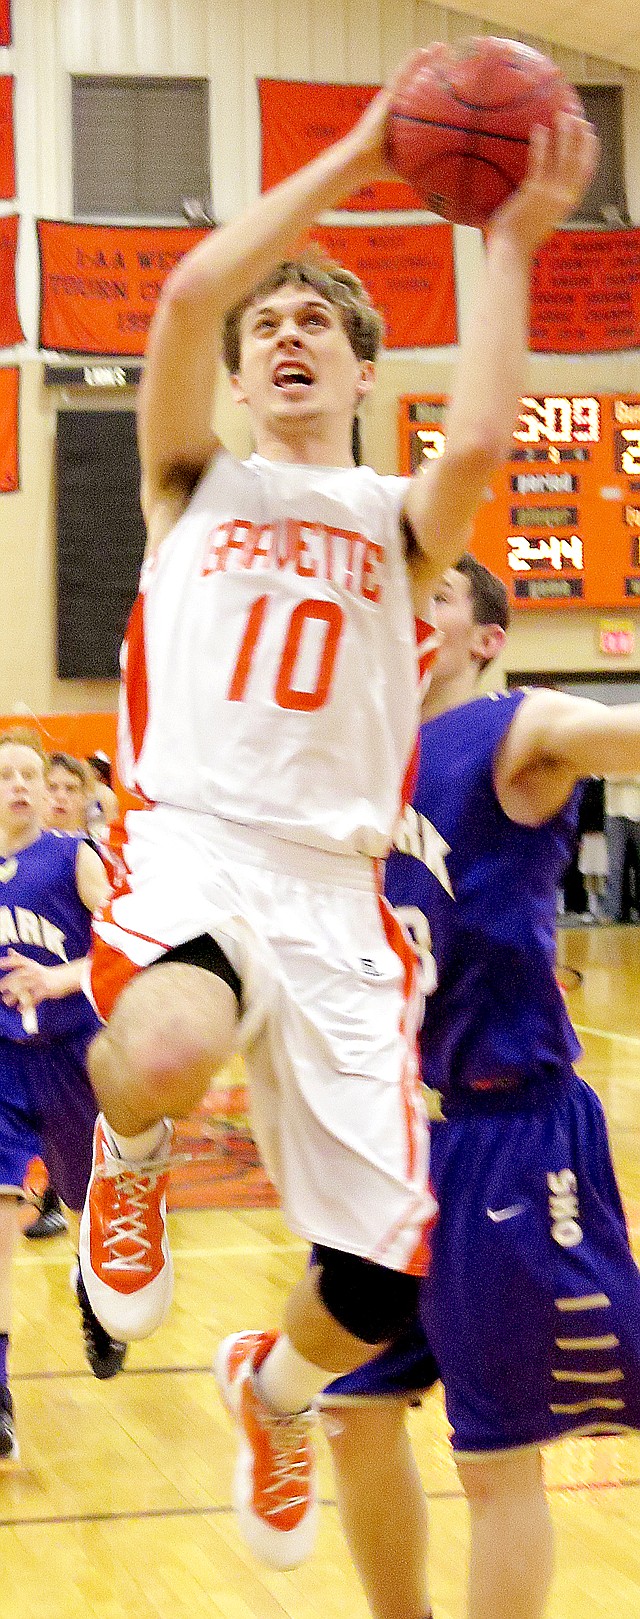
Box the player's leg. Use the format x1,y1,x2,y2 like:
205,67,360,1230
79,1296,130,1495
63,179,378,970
214,1252,423,1570
80,941,242,1342
324,1396,432,1619
283,1251,422,1376
317,1304,439,1617
0,1195,20,1461
87,951,240,1135
0,1039,47,1461
212,855,431,1568
457,1448,553,1619
39,1033,128,1381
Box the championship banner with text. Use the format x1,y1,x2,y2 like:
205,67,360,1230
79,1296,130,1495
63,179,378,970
259,78,424,211
0,0,10,47
530,229,640,352
0,368,19,491
0,215,22,347
0,78,15,198
37,221,210,355
310,222,457,349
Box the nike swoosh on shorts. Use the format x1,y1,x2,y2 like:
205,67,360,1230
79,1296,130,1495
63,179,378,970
486,1204,526,1222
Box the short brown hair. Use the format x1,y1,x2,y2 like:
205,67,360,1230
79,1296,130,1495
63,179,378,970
456,553,509,632
47,752,88,789
0,727,48,766
455,553,509,673
222,251,385,374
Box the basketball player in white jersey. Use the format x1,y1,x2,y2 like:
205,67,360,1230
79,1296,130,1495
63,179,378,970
77,48,596,1569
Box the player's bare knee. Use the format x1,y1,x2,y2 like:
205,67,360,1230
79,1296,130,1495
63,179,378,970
457,1446,543,1504
0,1196,20,1251
321,1397,406,1467
89,962,239,1110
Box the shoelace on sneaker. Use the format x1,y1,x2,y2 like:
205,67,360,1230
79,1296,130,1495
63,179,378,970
253,1401,315,1518
95,1156,169,1273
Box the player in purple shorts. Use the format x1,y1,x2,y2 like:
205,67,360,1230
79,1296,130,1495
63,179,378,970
321,556,640,1619
0,729,125,1461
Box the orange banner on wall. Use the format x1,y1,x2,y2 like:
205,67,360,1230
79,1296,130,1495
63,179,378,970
310,223,457,349
530,229,640,353
0,1,10,47
0,215,22,348
0,367,18,491
38,221,210,355
259,78,424,211
0,79,15,199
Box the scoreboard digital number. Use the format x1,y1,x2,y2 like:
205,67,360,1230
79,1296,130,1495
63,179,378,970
398,395,640,609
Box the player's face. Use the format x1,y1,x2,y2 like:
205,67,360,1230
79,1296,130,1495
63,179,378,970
428,570,479,685
46,764,87,832
0,745,48,841
232,286,374,438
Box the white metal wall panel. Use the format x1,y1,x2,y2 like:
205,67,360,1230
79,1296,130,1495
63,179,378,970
344,0,383,83
273,0,312,79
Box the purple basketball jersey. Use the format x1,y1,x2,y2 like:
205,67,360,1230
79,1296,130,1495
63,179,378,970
0,830,95,1042
386,691,582,1107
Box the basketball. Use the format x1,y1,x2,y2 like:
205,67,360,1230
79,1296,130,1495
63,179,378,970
385,38,585,228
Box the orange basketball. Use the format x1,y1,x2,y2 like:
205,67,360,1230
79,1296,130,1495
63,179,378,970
386,38,585,228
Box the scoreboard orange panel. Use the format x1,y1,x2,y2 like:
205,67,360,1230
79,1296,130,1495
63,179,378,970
398,394,640,609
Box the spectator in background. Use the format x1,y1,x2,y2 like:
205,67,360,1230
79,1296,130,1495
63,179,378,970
0,728,125,1458
604,776,640,921
85,752,119,842
28,751,95,1239
577,776,607,922
46,753,90,837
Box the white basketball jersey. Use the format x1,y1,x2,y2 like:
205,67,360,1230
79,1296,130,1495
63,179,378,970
118,449,421,857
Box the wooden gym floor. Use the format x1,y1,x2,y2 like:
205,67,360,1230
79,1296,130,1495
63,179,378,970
2,924,640,1619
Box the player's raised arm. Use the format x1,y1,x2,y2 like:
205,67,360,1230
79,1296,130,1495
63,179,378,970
137,78,402,526
403,113,598,588
495,689,640,826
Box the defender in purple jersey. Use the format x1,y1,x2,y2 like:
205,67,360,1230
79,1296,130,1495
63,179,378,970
321,557,640,1619
0,731,123,1462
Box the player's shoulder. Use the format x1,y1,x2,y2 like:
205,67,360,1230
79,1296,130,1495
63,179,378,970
356,465,410,500
421,690,513,737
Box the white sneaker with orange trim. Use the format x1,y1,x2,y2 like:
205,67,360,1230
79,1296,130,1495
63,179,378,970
78,1114,174,1342
214,1331,318,1570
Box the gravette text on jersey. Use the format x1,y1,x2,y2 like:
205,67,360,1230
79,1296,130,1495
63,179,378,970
201,518,384,602
0,906,69,962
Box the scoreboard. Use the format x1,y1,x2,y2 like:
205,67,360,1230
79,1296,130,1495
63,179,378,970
398,394,640,610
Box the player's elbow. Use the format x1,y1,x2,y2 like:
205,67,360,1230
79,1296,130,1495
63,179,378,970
447,433,504,486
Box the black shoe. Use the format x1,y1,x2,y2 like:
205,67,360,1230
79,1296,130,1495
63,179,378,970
24,1186,69,1239
0,1385,18,1461
74,1264,128,1380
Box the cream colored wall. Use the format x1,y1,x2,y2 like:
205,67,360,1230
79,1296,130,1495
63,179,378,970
1,0,640,713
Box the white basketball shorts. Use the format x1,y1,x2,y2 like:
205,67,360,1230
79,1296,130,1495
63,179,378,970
91,804,434,1273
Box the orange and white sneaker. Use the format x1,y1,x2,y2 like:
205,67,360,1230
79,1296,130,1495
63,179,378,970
78,1114,174,1342
214,1331,318,1569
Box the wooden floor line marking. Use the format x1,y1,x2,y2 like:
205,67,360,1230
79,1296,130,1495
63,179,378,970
1,1475,640,1531
12,1364,213,1382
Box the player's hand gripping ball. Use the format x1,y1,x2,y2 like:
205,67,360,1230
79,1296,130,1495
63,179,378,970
385,37,585,227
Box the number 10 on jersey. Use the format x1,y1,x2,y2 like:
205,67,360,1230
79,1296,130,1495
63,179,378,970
227,594,344,712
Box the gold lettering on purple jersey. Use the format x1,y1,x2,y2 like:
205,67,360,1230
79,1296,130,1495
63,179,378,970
393,804,454,898
0,906,19,945
15,908,44,948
